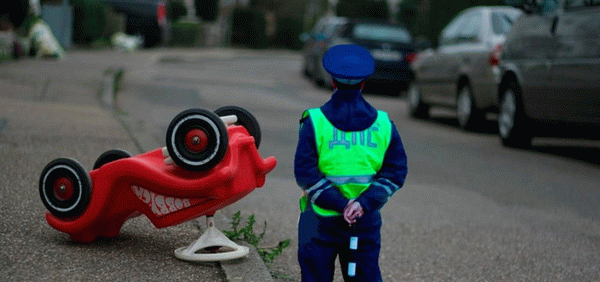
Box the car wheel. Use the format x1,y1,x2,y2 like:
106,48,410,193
166,109,228,171
39,158,91,218
214,106,261,149
93,149,132,170
302,58,312,78
498,82,532,148
456,84,484,130
407,83,429,119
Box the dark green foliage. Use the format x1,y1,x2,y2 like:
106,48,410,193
1,0,30,28
398,0,505,47
336,0,389,20
223,211,291,264
195,0,219,22
230,8,267,49
169,21,202,46
71,0,107,44
274,17,303,50
168,0,187,23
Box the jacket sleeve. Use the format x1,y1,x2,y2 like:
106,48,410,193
294,116,349,213
356,123,408,213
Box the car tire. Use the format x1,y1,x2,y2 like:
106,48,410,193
214,106,261,149
93,149,132,170
456,84,484,130
166,109,228,171
39,158,91,218
302,59,312,78
407,82,430,119
313,68,325,87
498,81,533,148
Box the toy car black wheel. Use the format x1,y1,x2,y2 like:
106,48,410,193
214,105,261,149
93,149,132,170
166,109,228,171
39,158,91,218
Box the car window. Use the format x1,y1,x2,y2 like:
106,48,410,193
313,19,327,33
440,14,467,45
439,11,482,45
456,12,482,41
352,24,412,43
491,11,521,35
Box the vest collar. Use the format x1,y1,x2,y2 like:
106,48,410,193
320,89,377,131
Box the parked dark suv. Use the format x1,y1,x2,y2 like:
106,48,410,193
315,19,417,94
498,0,600,148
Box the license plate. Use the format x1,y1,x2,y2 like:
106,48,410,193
371,49,402,61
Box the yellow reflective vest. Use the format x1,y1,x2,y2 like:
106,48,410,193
302,108,392,216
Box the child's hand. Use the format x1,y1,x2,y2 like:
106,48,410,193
343,200,363,226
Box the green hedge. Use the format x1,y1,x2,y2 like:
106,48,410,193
169,21,203,47
274,17,303,50
195,0,219,22
71,0,107,44
168,0,187,23
230,8,267,49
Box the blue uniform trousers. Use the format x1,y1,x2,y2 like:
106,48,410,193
298,204,382,282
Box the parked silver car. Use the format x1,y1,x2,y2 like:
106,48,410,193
498,0,600,148
408,6,522,130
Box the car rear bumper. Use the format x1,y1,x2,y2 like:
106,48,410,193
368,61,414,89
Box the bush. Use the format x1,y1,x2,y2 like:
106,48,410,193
273,17,303,50
71,0,107,45
195,0,219,22
169,21,202,47
167,0,187,23
230,8,267,49
336,0,388,20
3,0,29,28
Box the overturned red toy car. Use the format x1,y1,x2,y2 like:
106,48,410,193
39,106,277,250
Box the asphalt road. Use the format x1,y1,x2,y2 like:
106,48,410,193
2,48,599,282
1,51,229,281
113,49,600,281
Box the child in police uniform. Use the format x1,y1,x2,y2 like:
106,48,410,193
294,44,408,281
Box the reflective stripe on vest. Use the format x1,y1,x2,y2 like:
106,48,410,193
305,108,392,216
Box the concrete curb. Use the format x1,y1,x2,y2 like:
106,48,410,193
100,70,274,282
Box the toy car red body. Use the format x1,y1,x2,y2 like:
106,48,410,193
39,107,276,243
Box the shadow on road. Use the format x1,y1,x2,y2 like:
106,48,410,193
411,112,600,167
531,142,600,167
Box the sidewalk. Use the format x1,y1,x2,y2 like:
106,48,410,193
0,49,272,281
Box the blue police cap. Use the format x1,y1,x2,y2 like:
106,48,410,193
322,44,375,84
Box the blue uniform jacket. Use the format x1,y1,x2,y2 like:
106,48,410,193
294,89,408,215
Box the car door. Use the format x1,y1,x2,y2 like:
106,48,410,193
503,2,559,121
439,10,485,106
549,0,600,123
420,11,474,106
